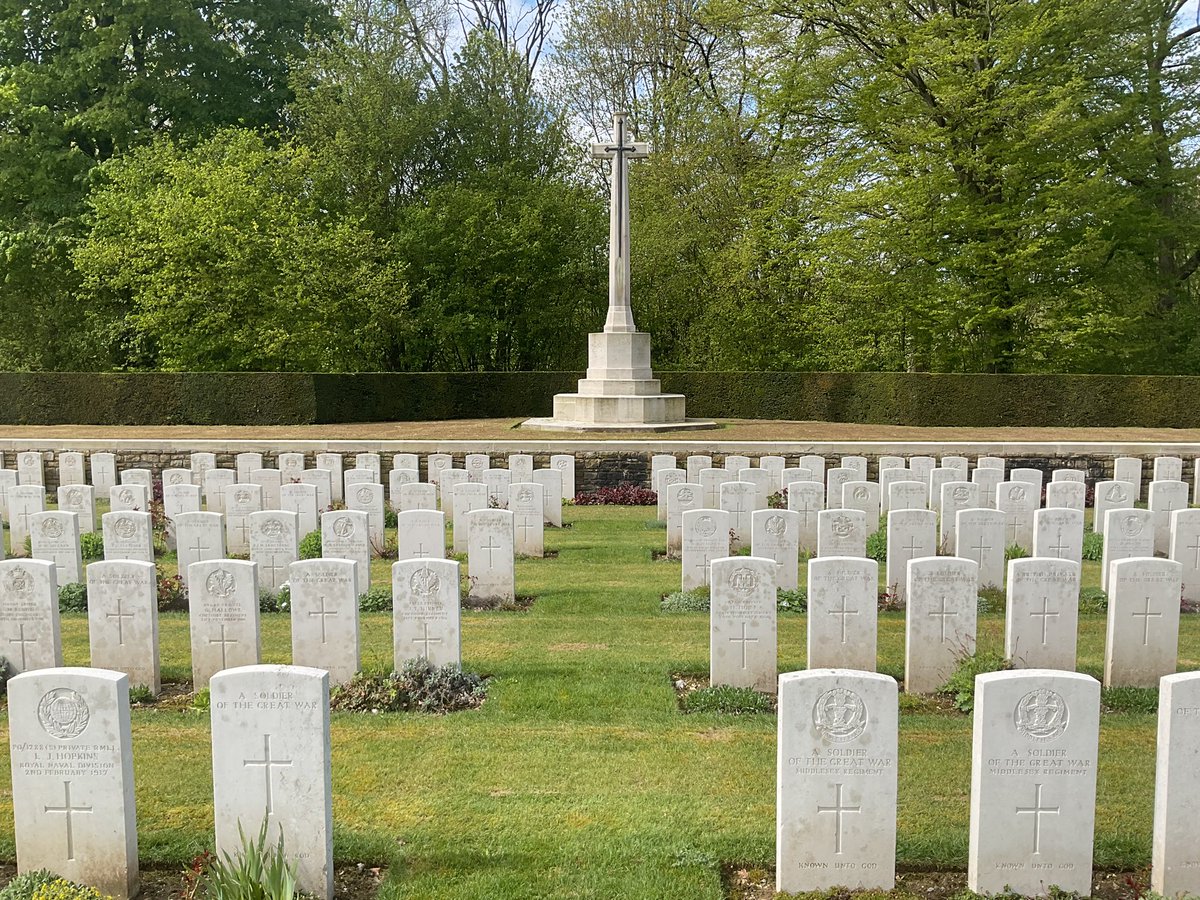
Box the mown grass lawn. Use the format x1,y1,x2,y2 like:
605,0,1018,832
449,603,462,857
0,506,1191,899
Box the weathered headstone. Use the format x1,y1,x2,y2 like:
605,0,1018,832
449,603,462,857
996,481,1037,550
0,558,62,672
387,467,419,510
879,468,910,513
466,509,515,604
1151,671,1200,897
355,452,381,481
531,469,564,527
817,509,867,558
1100,507,1155,592
1170,508,1200,604
1032,508,1084,567
939,482,979,548
392,453,419,474
887,480,927,513
942,455,969,477
439,470,469,520
825,467,855,509
955,508,1005,588
978,456,1006,473
174,511,226,580
396,510,445,562
101,511,153,564
666,483,702,557
908,456,935,483
482,469,511,509
190,452,216,483
550,454,576,499
210,665,332,900
223,483,263,555
776,670,898,893
277,452,305,481
781,468,814,493
928,468,957,515
682,509,731,590
807,556,878,670
1044,481,1085,512
346,482,385,548
1004,558,1079,670
787,482,824,552
8,667,139,898
248,469,282,510
878,455,906,474
314,453,344,503
1010,468,1044,496
30,512,82,586
724,454,751,473
56,484,96,534
321,510,370,598
709,556,776,692
393,558,461,668
1149,480,1190,555
800,455,827,485
510,483,545,557
281,482,319,538
399,482,438,512
655,468,687,521
162,467,192,488
465,453,489,482
298,468,332,513
1155,456,1184,483
699,467,728,508
1114,456,1143,500
886,509,936,602
342,467,374,494
685,455,712,484
58,451,86,486
1051,469,1085,484
737,468,776,509
203,468,235,514
0,468,17,521
904,556,978,693
1104,557,1182,688
187,559,260,687
971,466,1003,509
842,481,881,526
967,670,1099,896
751,509,800,591
289,558,359,685
1093,479,1135,535
163,483,201,521
426,454,453,485
508,454,534,485
759,455,786,488
109,483,148,513
8,484,46,551
840,456,868,480
720,481,755,549
235,453,263,484
452,482,488,554
17,451,44,486
249,511,299,596
89,452,116,493
86,560,159,693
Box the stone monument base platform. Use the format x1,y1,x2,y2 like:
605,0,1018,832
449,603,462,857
519,414,718,433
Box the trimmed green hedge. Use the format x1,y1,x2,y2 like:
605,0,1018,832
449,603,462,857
1,371,1199,427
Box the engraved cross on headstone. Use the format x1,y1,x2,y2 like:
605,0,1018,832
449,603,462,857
243,733,293,816
9,623,36,670
189,536,211,561
413,622,443,659
590,112,650,334
796,501,815,528
828,594,859,644
106,597,135,646
44,780,92,861
729,621,759,669
1132,596,1163,646
308,595,338,644
1015,783,1059,855
1189,535,1200,569
1029,596,1059,645
817,782,861,855
482,537,502,569
209,623,238,669
970,535,991,568
1048,530,1070,559
928,595,958,644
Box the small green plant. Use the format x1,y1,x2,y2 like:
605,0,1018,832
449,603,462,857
79,531,104,560
191,687,211,712
681,684,775,715
941,652,1013,714
865,527,887,562
1079,586,1109,614
1005,543,1030,561
0,869,58,900
298,530,322,559
384,507,398,529
766,491,785,509
259,585,290,613
331,659,488,713
776,588,807,613
202,819,297,900
358,585,392,612
58,582,88,612
0,655,11,695
129,684,155,705
29,878,108,900
660,586,710,612
1102,686,1159,714
977,586,1006,614
1082,529,1103,561
158,574,188,611
878,585,904,612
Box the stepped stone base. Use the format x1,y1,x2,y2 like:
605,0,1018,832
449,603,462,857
522,331,715,432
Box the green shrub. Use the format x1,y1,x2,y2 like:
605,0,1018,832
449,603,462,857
129,684,155,705
1005,543,1029,561
0,871,59,900
79,532,104,560
28,878,108,900
660,587,710,613
977,586,1006,615
330,659,488,713
941,652,1013,714
0,656,11,695
298,530,322,559
1079,587,1108,614
259,585,290,613
191,688,211,712
58,582,88,612
358,585,392,612
681,685,775,715
865,525,887,562
777,588,807,613
1082,529,1104,561
203,819,298,900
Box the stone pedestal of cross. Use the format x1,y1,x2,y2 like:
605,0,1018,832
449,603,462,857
522,112,713,432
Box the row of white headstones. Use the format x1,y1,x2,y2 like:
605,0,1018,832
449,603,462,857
14,664,1200,900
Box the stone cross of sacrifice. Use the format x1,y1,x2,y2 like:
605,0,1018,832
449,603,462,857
591,112,650,333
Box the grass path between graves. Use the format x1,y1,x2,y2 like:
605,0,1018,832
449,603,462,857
0,507,1192,899
4,419,1200,443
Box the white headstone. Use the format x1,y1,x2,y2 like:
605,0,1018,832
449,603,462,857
163,483,201,521
210,665,332,900
806,556,878,670
321,510,370,598
452,482,488,554
720,481,755,549
314,453,344,503
393,558,461,669
235,453,263,484
190,452,216,482
506,454,534,486
724,454,751,473
904,556,978,693
1051,469,1085,483
978,456,1005,473
465,453,489,482
887,480,927,513
550,454,576,499
1114,456,1143,500
1155,456,1184,483
89,452,116,493
510,483,545,557
840,456,868,480
8,484,46,551
942,455,969,477
1044,481,1085,512
482,469,511,509
162,467,192,488
355,452,381,481
0,558,61,673
737,468,776,509
699,468,728,508
56,484,96,535
879,468,910,513
908,456,935,482
1004,558,1079,670
1151,671,1200,897
886,509,936,603
343,467,374,494
709,556,776,692
1149,480,1190,555
298,468,332,513
426,454,453,484
466,509,515,604
878,455,906,474
531,469,564,527
776,670,897,893
399,482,438,512
996,481,1037,551
1104,557,1182,688
1100,507,1155,592
281,482,319,538
971,466,1003,509
685,455,712,484
101,511,153,564
119,468,153,494
666,483,702,557
1170,508,1200,604
249,469,282,510
939,482,979,548
30,512,82,586
751,509,800,592
928,468,957,515
1093,479,1135,535
655,468,686,522
800,455,827,485
0,468,17,521
682,509,730,591
108,483,147,513
277,452,305,481
17,451,44,486
86,560,159,693
289,558,359,685
346,482,385,547
187,560,260,687
1032,508,1084,567
825,467,855,509
223,483,263,555
955,508,1005,589
439,470,469,521
787,482,824,553
391,453,419,474
8,667,138,898
817,509,867,558
842,481,881,527
249,511,299,595
203,469,235,514
174,511,226,580
58,451,86,487
387,467,419,510
396,510,445,562
967,670,1099,896
1009,468,1044,497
